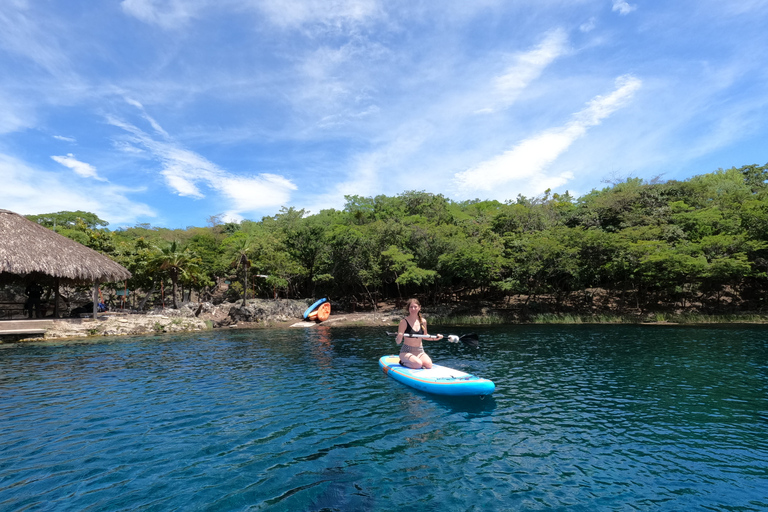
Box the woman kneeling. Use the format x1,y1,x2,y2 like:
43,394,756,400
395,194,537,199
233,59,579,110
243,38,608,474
395,298,442,369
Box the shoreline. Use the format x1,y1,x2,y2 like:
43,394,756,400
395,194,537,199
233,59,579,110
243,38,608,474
3,299,768,343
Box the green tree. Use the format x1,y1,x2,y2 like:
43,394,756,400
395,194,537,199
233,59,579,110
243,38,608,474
26,210,109,231
222,232,256,305
438,235,503,297
150,241,201,309
381,245,437,297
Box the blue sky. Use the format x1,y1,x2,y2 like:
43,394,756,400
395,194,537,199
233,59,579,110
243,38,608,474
1,0,767,229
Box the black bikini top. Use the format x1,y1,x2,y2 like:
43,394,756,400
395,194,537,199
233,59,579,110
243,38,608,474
404,318,424,335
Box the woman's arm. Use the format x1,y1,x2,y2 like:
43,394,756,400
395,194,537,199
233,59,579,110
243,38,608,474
395,318,406,345
422,321,443,340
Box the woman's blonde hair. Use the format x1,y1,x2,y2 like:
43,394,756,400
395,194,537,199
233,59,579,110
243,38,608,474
405,298,425,326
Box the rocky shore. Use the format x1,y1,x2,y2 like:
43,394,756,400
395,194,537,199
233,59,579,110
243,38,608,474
35,299,405,340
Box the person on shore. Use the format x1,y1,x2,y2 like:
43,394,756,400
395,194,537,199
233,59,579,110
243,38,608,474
25,282,43,318
395,298,442,369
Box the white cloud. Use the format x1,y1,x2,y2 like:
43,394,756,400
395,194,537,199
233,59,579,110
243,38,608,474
108,105,299,216
161,164,205,198
53,135,76,142
124,97,169,138
216,174,297,216
0,153,155,226
455,74,642,194
612,0,637,15
479,29,568,113
51,153,105,181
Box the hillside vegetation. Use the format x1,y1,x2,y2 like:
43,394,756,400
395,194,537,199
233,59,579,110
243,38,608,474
27,164,768,319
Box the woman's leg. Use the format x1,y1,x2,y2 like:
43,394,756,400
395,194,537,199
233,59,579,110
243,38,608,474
400,352,432,369
400,352,424,369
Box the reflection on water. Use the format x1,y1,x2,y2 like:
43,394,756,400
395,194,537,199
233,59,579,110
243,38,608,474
1,325,766,510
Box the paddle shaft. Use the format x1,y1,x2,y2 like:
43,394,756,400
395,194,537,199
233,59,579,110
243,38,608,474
386,331,479,347
388,332,442,339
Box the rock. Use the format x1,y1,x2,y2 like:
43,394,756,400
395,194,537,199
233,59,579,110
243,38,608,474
41,313,210,339
225,299,310,325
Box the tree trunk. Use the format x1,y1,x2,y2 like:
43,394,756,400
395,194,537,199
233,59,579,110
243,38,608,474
242,267,248,307
139,281,158,311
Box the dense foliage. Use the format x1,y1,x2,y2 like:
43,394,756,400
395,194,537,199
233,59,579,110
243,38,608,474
28,164,768,315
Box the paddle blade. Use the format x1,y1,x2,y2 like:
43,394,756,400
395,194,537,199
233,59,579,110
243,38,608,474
459,333,479,348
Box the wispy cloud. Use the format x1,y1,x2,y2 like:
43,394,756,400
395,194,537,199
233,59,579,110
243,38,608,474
2,0,767,229
477,29,568,114
455,75,642,195
612,0,637,15
51,153,105,181
0,94,31,134
120,0,201,29
300,119,433,213
254,0,381,30
580,17,597,33
291,34,388,122
121,0,381,30
0,2,76,80
124,97,170,138
107,103,298,217
0,153,155,226
715,0,768,16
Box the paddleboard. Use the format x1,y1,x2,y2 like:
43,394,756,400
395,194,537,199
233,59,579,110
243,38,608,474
309,301,331,322
379,355,495,396
303,298,328,319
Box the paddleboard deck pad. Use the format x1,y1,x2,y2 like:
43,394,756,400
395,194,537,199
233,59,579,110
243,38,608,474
379,355,495,396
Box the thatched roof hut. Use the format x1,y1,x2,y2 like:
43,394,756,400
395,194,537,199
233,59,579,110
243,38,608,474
0,209,131,285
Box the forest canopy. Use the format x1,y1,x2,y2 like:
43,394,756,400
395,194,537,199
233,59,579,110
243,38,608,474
26,164,768,315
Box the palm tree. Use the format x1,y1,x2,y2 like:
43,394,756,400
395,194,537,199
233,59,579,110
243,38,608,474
229,236,254,306
151,242,200,309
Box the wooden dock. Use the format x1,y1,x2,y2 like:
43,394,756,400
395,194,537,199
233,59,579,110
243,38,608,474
0,319,53,341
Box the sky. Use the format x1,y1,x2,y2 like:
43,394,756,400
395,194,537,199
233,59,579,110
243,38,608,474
1,0,767,229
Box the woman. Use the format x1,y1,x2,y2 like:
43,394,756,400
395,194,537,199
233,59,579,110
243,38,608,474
395,298,442,369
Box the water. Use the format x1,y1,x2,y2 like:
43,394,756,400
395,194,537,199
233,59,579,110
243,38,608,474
1,325,766,511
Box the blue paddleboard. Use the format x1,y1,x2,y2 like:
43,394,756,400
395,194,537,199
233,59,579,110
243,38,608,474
303,298,328,319
379,355,495,396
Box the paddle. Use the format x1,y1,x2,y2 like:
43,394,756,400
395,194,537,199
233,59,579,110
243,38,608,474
386,331,479,348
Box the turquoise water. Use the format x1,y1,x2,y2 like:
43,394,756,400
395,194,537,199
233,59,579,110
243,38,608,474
1,325,766,511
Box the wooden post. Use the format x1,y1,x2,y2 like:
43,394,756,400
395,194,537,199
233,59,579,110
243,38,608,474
92,282,98,318
54,277,60,318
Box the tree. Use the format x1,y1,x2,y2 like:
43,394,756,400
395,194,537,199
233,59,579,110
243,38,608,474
222,232,255,306
502,228,580,306
26,210,109,231
150,241,201,309
381,246,437,297
438,235,503,297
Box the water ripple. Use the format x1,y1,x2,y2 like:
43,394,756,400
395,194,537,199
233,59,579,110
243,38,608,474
1,326,767,510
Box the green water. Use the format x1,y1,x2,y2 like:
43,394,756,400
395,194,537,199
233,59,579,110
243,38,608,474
1,324,766,510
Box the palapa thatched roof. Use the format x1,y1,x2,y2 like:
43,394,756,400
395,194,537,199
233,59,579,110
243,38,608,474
0,209,131,284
